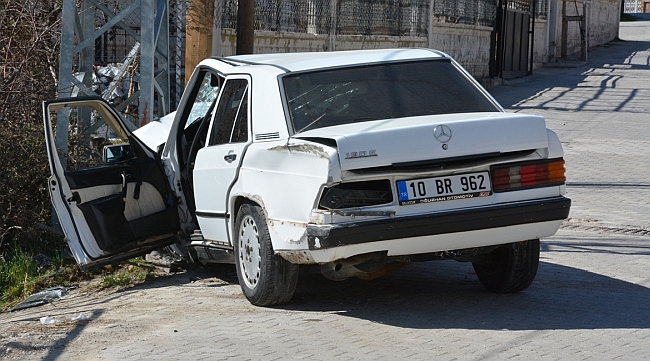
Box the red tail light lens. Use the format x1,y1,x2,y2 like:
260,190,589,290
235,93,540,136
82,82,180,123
491,159,566,192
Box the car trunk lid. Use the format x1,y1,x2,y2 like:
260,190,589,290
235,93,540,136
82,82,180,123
295,112,548,171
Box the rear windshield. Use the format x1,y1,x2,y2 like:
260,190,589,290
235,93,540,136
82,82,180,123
282,59,500,133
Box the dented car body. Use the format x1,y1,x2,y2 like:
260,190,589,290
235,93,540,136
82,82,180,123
44,49,570,306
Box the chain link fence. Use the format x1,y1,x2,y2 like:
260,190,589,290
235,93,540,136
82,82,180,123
222,0,499,35
534,0,548,19
431,0,497,27
222,0,433,36
170,0,187,109
92,1,141,66
337,0,429,36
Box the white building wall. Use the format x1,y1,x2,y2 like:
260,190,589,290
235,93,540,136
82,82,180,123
535,0,621,67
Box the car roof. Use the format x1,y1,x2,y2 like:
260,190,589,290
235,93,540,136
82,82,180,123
221,48,448,73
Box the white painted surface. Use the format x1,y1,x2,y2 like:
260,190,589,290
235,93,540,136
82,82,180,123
298,113,549,171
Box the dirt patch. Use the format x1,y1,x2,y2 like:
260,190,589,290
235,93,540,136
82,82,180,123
0,265,241,360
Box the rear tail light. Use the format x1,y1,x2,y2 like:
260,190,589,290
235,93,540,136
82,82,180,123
491,159,566,192
319,180,393,210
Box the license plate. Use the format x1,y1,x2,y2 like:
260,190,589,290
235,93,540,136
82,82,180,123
397,172,492,205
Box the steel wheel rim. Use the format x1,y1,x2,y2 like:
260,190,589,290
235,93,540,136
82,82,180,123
238,214,261,289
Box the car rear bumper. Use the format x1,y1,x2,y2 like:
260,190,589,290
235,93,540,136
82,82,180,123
306,196,571,251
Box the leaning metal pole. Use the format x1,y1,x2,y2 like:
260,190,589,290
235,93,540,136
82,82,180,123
57,0,171,127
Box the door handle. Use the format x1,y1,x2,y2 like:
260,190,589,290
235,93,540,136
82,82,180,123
224,150,237,163
121,171,130,198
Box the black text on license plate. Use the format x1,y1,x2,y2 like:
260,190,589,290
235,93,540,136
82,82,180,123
397,172,492,205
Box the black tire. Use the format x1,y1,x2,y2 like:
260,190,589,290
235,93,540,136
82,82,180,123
472,239,540,293
234,203,299,306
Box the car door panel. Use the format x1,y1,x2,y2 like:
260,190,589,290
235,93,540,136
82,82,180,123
44,98,179,267
66,156,178,252
193,76,251,243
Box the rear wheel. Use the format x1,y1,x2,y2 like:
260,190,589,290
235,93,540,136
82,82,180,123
472,239,540,293
234,203,299,306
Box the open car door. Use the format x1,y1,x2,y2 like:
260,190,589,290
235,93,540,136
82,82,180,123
43,97,180,270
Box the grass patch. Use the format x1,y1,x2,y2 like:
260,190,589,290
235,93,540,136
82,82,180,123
99,261,156,289
0,244,88,311
0,243,158,311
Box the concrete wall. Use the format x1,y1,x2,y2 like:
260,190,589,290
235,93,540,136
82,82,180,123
217,23,491,78
428,23,493,78
532,19,549,70
544,0,621,61
588,0,621,46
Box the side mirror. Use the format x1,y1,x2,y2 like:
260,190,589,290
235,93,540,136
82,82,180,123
103,144,134,163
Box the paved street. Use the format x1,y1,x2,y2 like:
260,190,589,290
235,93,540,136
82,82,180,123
2,20,650,361
491,20,650,230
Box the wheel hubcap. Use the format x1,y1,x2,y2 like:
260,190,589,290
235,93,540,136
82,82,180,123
238,215,261,289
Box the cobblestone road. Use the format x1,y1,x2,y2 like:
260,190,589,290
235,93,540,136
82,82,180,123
1,20,649,361
490,20,650,229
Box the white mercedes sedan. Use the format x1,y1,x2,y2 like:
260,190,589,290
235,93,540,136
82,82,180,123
44,48,570,306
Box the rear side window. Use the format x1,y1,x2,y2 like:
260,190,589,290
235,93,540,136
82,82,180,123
209,79,249,145
283,59,500,133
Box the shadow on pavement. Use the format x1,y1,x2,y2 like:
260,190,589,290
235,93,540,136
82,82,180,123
288,258,650,331
488,39,650,111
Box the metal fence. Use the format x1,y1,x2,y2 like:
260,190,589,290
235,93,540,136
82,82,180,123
337,0,429,36
431,0,496,27
92,1,141,66
534,0,548,19
220,0,499,37
624,0,642,13
170,0,187,109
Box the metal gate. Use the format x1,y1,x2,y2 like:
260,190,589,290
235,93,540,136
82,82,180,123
490,0,535,78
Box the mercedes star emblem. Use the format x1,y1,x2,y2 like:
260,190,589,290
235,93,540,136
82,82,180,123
433,124,452,143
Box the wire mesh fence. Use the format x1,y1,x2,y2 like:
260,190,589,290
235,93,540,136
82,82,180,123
221,0,431,36
431,0,497,27
92,1,141,67
170,0,187,109
534,0,548,19
337,0,429,36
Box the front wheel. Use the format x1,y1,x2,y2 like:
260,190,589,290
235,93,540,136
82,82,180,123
472,239,540,293
234,203,299,306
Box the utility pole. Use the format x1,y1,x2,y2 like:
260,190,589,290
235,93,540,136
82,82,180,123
236,0,255,55
185,0,214,83
548,0,558,62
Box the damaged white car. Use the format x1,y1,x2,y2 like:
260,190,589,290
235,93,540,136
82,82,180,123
44,48,570,306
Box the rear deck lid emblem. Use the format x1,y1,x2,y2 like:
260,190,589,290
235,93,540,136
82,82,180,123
434,124,452,143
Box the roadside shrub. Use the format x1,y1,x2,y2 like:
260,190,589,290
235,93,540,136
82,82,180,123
0,0,69,308
0,0,62,252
